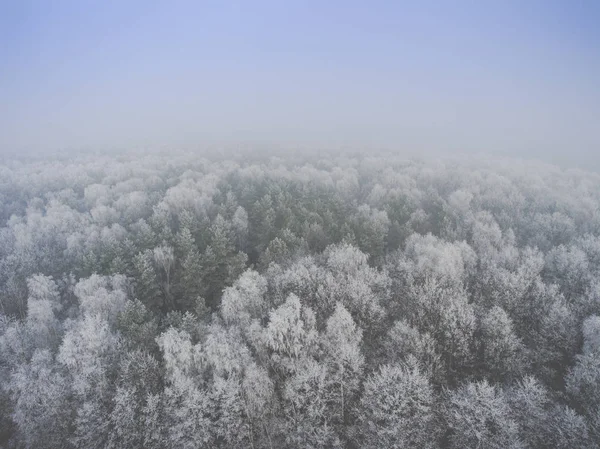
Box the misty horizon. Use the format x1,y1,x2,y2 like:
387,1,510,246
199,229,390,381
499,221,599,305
2,1,599,171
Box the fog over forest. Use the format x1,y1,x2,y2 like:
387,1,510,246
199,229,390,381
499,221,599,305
2,0,600,447
0,151,599,448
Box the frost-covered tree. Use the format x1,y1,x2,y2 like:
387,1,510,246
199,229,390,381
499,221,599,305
263,293,318,374
565,315,600,439
153,244,175,308
8,350,72,449
232,206,249,251
358,358,438,449
319,243,389,335
478,306,524,381
282,358,342,449
322,302,364,424
74,274,129,324
220,269,268,329
507,376,593,449
383,319,444,383
443,380,523,449
133,249,163,311
58,314,121,398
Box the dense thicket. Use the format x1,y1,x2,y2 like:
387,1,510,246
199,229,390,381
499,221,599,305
1,151,600,448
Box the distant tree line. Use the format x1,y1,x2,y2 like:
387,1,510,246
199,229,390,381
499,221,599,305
1,152,600,448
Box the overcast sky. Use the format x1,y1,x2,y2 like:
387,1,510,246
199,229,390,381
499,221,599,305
1,1,599,168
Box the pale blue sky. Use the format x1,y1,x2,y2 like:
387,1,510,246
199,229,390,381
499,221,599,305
1,1,599,166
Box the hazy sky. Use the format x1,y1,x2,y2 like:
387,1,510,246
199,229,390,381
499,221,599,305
1,1,599,167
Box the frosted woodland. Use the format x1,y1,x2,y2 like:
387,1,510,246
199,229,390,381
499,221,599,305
1,151,600,448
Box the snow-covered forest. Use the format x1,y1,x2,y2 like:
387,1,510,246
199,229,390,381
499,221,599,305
1,151,600,448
